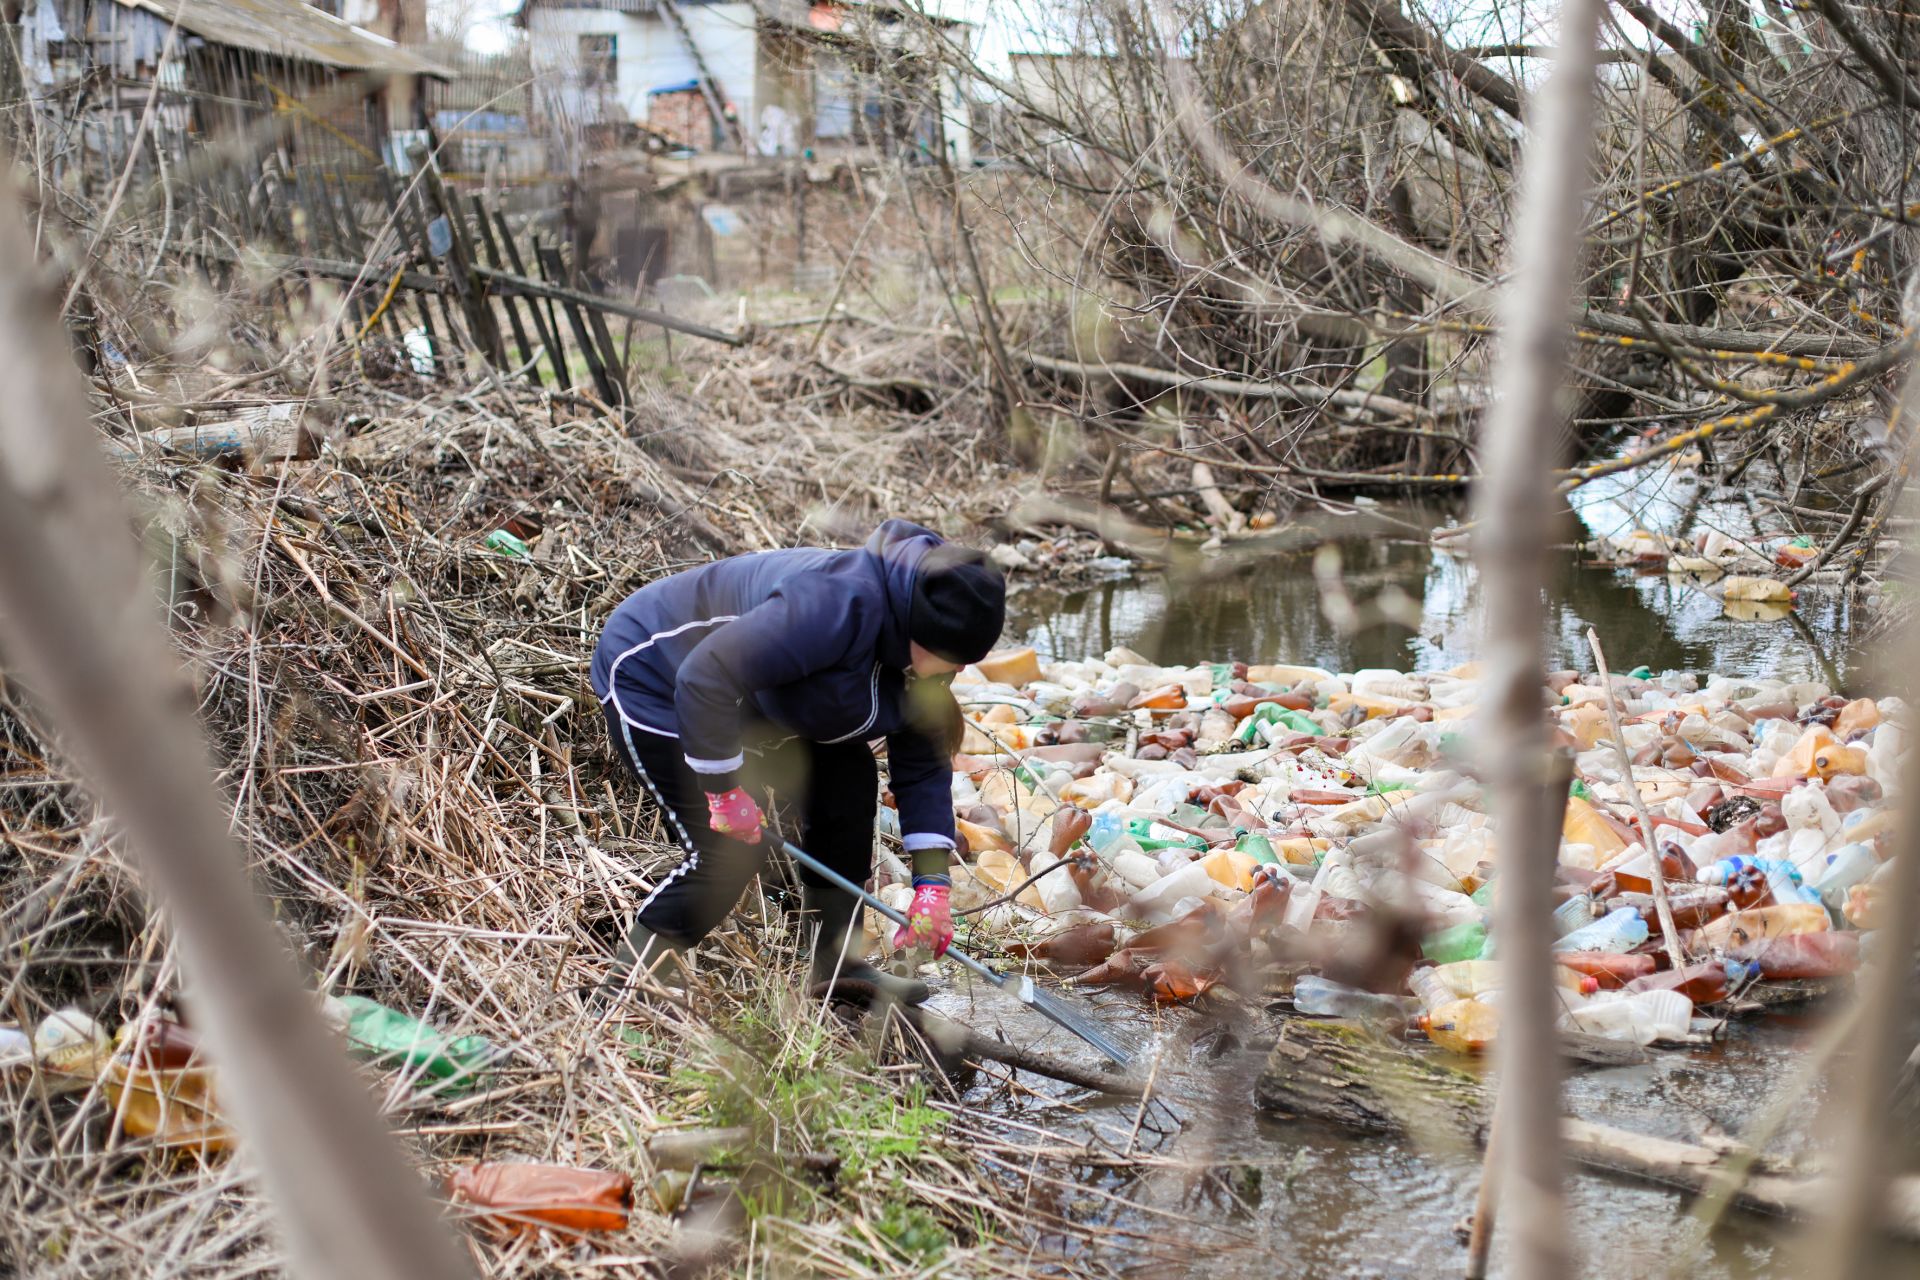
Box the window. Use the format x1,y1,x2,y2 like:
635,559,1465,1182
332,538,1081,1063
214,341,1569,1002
579,34,617,89
814,54,852,139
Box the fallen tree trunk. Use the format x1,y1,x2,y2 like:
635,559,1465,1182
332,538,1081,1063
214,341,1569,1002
1253,1018,1920,1241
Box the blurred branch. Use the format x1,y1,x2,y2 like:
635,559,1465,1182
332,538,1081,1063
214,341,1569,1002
1470,0,1608,1272
0,163,472,1280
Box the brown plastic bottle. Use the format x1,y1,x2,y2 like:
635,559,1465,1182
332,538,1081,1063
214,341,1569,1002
1727,932,1861,980
1556,951,1657,989
445,1163,632,1235
1624,961,1729,1005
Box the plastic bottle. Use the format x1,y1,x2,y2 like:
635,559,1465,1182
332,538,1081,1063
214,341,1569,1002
1408,967,1456,1013
1727,931,1861,979
1563,796,1630,856
1234,703,1284,744
1624,961,1729,1005
1723,575,1792,603
102,1058,232,1152
1697,856,1774,909
1551,895,1597,938
1551,907,1650,954
1128,862,1218,919
1028,852,1085,914
1281,882,1323,932
1693,903,1830,949
1201,848,1258,892
1556,951,1657,988
321,994,501,1092
1812,843,1878,911
1562,990,1691,1045
1237,831,1279,865
1428,960,1598,999
1294,975,1417,1020
445,1163,632,1235
1108,848,1165,892
1421,920,1488,964
1755,858,1820,908
31,1008,110,1080
1421,998,1499,1054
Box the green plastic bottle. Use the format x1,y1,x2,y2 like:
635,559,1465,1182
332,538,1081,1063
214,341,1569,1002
1420,921,1489,965
1237,832,1279,865
1275,708,1322,736
330,995,499,1092
1233,703,1283,744
484,529,530,558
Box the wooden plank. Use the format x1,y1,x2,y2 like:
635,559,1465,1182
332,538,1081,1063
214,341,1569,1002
408,141,506,366
492,208,567,387
467,194,541,385
537,242,617,407
373,165,444,370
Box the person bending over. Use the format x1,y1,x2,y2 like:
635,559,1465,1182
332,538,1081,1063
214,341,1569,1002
590,519,1006,1004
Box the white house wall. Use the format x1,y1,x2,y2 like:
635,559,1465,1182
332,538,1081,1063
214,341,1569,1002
527,2,760,140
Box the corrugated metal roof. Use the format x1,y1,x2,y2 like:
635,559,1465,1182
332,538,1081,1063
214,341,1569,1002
113,0,451,77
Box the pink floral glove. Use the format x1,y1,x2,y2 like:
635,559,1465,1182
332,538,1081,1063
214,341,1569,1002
892,877,953,957
704,788,764,844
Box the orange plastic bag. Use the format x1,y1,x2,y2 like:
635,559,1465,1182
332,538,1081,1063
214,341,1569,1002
446,1163,632,1236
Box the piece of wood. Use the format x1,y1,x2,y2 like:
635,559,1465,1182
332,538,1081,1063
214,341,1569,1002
468,194,542,386
1254,1019,1487,1137
1562,1119,1920,1240
536,242,618,408
493,209,569,387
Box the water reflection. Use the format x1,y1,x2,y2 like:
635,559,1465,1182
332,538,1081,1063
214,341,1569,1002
1008,481,1864,687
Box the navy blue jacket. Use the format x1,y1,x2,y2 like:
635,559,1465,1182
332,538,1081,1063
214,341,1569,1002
592,520,958,852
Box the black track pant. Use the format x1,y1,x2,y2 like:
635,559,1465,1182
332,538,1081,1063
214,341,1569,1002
604,706,877,955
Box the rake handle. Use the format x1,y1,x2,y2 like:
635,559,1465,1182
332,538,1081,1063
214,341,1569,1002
778,840,1009,991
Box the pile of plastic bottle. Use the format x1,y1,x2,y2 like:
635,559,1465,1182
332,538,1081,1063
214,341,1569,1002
883,645,1906,1055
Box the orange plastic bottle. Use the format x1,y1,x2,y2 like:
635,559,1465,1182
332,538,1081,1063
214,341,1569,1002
445,1163,632,1236
1694,903,1829,949
1833,698,1881,739
103,1061,232,1154
1421,998,1498,1055
1129,684,1189,711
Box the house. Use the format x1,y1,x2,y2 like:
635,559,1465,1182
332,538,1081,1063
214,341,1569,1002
8,0,447,173
515,0,974,165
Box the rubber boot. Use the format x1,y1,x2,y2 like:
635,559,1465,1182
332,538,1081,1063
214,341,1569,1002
805,884,930,1006
612,919,686,994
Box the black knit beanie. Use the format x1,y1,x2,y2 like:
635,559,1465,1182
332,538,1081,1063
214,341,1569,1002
909,544,1007,664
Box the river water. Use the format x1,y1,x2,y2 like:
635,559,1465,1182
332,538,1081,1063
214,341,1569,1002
943,466,1901,1277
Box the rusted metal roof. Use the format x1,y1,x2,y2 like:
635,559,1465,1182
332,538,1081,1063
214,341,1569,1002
114,0,452,77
